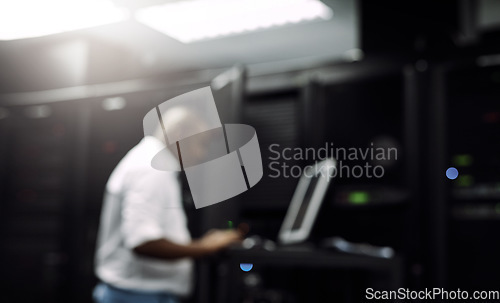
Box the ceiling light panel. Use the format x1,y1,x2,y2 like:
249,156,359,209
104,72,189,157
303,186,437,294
135,0,333,43
0,0,127,40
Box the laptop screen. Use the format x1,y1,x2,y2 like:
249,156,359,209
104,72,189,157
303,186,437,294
278,158,336,244
291,175,320,230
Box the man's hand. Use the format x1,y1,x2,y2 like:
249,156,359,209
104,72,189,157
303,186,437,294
134,229,242,260
195,229,243,253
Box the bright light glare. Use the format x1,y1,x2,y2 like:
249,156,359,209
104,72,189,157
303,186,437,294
0,0,127,40
135,0,333,43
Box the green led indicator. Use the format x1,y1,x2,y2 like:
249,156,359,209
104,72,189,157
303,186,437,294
457,175,474,187
453,154,473,167
227,220,233,229
348,192,370,205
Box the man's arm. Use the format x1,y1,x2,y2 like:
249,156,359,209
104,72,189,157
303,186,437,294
133,229,242,260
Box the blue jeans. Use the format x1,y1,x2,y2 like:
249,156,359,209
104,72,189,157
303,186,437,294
93,282,180,303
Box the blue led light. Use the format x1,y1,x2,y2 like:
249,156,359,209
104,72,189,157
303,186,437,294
240,263,253,272
446,167,459,180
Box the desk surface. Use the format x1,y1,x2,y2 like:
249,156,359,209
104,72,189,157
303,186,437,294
202,247,404,303
222,247,402,271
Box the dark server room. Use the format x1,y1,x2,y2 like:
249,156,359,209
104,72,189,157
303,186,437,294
0,1,499,302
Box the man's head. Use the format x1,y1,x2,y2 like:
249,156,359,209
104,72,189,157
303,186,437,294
154,106,212,165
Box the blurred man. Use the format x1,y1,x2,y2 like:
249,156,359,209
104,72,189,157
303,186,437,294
93,106,241,303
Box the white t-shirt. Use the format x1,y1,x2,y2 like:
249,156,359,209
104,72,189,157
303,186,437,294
95,136,193,296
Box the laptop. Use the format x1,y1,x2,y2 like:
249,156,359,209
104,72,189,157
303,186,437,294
235,158,337,250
